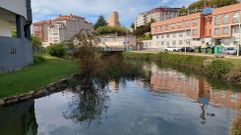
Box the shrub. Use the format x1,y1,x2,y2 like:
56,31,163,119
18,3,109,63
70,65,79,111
33,55,45,64
206,60,233,78
226,68,241,84
46,44,66,57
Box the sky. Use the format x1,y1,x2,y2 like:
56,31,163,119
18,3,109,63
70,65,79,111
32,0,196,27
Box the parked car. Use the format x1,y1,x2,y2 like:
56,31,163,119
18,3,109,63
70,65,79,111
165,47,181,52
180,47,194,52
222,47,237,55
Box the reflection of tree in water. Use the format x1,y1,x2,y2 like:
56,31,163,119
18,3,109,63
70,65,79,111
63,79,109,124
63,54,145,124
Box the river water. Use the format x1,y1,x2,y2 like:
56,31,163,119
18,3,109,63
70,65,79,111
0,62,240,135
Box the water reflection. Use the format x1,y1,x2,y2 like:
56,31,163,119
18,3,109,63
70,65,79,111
0,101,38,135
0,60,240,135
147,64,241,109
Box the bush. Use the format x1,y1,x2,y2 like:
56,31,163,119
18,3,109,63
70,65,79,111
33,55,45,64
226,68,241,84
46,44,66,57
206,60,233,78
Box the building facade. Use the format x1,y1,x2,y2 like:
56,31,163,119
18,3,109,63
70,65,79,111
107,11,121,27
146,3,241,50
33,20,51,42
134,7,180,28
0,0,33,73
33,15,93,46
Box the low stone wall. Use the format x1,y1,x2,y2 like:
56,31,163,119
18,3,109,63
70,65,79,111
0,37,33,73
0,76,73,106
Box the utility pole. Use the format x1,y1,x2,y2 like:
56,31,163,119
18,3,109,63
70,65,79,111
237,11,241,56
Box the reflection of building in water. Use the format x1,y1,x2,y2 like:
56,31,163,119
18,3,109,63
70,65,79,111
110,80,120,92
149,65,241,109
0,101,38,135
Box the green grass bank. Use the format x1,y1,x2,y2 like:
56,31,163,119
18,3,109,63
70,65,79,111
0,55,78,98
123,52,241,85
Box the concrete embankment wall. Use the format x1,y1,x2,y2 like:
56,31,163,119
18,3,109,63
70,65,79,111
0,37,33,73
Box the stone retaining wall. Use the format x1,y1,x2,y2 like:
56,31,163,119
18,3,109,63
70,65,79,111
0,76,73,106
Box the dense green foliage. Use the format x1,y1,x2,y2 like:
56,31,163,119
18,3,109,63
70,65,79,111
96,26,129,36
179,0,238,15
94,15,107,30
206,60,233,78
46,44,66,57
32,36,42,49
33,54,45,64
132,20,154,40
123,52,206,70
123,52,241,84
0,55,78,98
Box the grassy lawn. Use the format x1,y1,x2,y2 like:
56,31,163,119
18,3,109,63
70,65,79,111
0,55,79,98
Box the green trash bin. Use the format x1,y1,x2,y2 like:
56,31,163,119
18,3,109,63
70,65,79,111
207,47,214,54
214,45,224,55
201,45,208,53
194,46,201,53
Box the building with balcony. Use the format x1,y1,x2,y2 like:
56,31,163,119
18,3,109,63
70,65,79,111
33,20,51,43
134,7,180,28
146,3,241,50
0,0,33,73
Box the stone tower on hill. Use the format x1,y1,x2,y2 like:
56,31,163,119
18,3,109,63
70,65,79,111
107,11,121,27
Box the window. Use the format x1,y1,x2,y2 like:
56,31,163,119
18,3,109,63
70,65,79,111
172,40,176,45
193,19,198,26
166,41,170,46
221,39,230,45
178,22,182,28
186,30,191,36
156,35,159,39
165,25,168,31
214,27,220,35
223,26,229,34
214,16,220,25
222,14,228,25
161,35,165,38
166,34,170,38
179,32,183,37
179,40,183,45
233,27,239,33
160,26,162,31
186,21,190,27
171,24,175,30
233,13,240,23
192,29,198,36
172,33,176,38
161,41,165,46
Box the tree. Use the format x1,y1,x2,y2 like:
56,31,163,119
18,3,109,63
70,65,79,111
94,15,107,30
31,36,42,49
131,23,135,30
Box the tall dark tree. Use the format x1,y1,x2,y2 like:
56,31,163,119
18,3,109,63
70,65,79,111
94,15,107,30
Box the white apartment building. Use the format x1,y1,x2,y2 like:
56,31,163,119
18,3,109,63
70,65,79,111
134,7,180,28
33,15,93,46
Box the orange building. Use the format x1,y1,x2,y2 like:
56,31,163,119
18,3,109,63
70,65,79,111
108,11,121,27
147,3,241,49
33,20,52,42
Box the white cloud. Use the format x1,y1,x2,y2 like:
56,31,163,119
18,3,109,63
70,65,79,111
31,0,196,27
